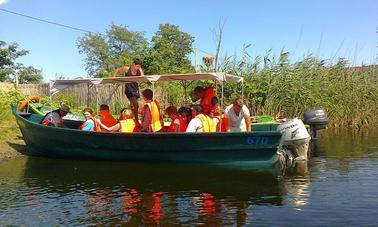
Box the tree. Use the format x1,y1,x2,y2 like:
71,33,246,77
0,40,42,83
77,24,148,77
17,66,43,84
144,24,195,74
0,41,28,82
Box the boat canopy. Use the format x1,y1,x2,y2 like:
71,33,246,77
49,73,243,95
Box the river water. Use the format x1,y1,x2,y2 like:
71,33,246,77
0,128,377,226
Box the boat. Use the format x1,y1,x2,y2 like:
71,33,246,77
13,73,328,165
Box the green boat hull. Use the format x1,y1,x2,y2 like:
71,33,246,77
13,105,282,166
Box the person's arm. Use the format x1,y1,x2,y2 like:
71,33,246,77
242,105,251,132
173,118,180,132
141,106,151,132
139,68,144,76
96,119,121,131
112,66,129,77
223,110,231,132
245,117,251,132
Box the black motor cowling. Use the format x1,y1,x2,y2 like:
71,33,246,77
304,108,328,139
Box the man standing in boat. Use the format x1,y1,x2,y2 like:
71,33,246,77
112,59,144,127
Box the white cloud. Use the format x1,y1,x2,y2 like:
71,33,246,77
0,0,8,5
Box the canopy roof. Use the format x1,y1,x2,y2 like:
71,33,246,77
49,73,243,95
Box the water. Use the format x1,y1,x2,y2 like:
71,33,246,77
1,129,377,226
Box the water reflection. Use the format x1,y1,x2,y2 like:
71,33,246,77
0,157,287,226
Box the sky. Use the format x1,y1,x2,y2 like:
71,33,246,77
0,0,377,81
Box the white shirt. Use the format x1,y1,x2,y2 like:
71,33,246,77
186,117,203,133
224,104,250,132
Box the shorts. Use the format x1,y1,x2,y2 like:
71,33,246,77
125,83,140,99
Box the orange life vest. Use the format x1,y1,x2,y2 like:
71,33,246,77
200,87,218,115
80,117,101,132
214,115,228,132
167,116,187,132
98,110,117,130
143,100,162,132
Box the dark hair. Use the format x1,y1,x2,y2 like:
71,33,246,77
194,86,204,94
82,108,93,115
233,97,244,107
100,104,109,110
133,59,142,66
142,89,153,100
165,106,178,115
191,104,203,113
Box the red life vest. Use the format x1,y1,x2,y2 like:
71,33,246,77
214,115,228,132
200,87,218,115
98,110,117,130
167,116,187,132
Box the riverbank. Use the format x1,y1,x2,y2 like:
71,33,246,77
0,120,25,163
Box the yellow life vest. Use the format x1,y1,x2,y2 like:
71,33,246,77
120,119,136,133
196,114,216,132
145,100,162,132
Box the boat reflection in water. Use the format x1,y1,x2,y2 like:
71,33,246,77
20,157,297,226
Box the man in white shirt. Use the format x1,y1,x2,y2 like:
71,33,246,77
224,98,251,132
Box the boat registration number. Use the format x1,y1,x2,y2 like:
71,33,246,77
247,136,269,145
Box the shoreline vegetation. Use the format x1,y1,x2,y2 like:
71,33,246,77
1,56,377,163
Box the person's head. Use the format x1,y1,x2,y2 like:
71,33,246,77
59,104,71,117
100,104,110,111
233,97,244,114
82,108,94,120
165,106,178,119
193,86,205,99
178,107,192,121
142,89,153,101
191,104,203,117
211,105,221,117
132,59,142,71
121,108,134,119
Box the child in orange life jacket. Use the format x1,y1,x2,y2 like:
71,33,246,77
165,106,187,132
98,104,117,131
96,109,139,132
81,108,99,131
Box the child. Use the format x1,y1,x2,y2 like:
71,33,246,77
165,106,187,132
81,108,100,131
98,104,117,131
97,109,139,133
140,89,163,132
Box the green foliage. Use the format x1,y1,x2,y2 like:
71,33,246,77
143,24,195,74
77,23,194,76
0,89,26,121
211,49,378,127
77,24,148,77
0,40,43,83
16,66,43,84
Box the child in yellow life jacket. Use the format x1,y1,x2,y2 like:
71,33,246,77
97,109,139,133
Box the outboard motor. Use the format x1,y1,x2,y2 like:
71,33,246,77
277,118,311,160
303,109,328,140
